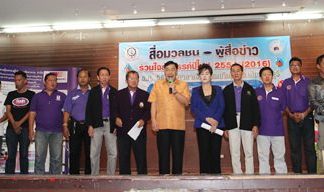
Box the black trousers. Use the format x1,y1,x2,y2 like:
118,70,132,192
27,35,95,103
117,133,147,175
5,127,29,174
287,115,317,173
68,120,91,175
196,128,222,174
157,129,185,175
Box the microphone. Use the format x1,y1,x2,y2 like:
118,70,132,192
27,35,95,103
167,78,173,94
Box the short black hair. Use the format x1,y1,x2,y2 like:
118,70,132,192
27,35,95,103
126,70,139,80
230,63,243,72
198,64,213,75
14,70,27,79
44,72,57,81
316,54,324,65
77,69,91,78
259,67,274,77
164,61,178,69
97,67,111,76
289,57,302,66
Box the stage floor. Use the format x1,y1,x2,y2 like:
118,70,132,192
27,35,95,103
0,174,324,192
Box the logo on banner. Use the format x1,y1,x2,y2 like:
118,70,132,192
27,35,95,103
44,71,68,83
12,97,29,107
269,40,284,55
125,47,138,60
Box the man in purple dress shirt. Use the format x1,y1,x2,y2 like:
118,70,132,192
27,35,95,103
29,73,66,174
281,57,316,173
255,67,287,174
63,69,91,174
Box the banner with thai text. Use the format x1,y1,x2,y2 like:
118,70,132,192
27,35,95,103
0,64,78,173
119,36,291,91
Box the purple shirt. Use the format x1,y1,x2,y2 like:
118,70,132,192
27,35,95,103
101,86,110,118
63,87,89,121
234,83,243,112
256,86,286,136
281,76,310,113
30,90,66,133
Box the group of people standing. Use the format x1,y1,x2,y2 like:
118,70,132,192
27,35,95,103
0,54,323,175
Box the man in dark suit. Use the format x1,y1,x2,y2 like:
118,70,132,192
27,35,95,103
115,70,150,175
223,63,260,174
85,67,117,175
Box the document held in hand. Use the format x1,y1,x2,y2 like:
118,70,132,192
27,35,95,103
127,121,143,140
201,123,224,136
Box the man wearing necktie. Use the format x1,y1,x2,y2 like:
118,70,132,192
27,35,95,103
115,70,150,175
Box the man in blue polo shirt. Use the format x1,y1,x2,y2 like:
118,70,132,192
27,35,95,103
63,69,91,175
29,73,66,174
282,57,316,174
256,67,287,174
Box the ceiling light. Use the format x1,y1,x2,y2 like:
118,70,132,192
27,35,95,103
161,3,166,12
52,22,103,30
103,20,156,28
133,5,138,14
282,1,286,7
266,12,323,20
191,2,196,11
1,25,53,33
157,18,210,26
220,0,225,9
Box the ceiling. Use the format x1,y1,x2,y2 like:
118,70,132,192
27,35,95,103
0,0,323,27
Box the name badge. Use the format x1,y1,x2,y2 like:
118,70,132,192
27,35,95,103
72,95,80,100
271,97,279,101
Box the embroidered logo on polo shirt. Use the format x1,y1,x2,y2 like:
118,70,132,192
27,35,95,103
257,95,263,101
56,95,61,101
286,85,292,90
72,95,80,100
12,97,29,107
139,102,144,108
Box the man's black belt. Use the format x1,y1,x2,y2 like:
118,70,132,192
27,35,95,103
71,118,86,125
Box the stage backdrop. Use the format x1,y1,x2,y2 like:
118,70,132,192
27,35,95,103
119,36,292,91
0,64,78,173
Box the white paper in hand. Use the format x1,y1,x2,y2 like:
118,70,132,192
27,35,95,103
201,123,224,136
127,121,143,141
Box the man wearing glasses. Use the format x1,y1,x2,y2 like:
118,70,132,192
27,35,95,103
281,57,316,174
